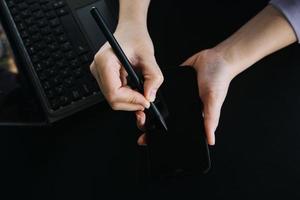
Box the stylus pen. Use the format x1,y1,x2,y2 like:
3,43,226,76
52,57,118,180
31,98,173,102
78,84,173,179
90,7,168,132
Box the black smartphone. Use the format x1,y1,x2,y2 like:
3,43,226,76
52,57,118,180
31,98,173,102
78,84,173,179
145,66,211,179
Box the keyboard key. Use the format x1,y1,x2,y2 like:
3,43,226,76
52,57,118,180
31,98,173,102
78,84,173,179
46,90,55,99
31,33,42,42
58,34,67,43
81,54,92,64
31,55,39,63
45,11,56,19
61,42,72,52
35,63,43,72
37,19,48,27
70,58,80,68
52,76,63,85
66,51,75,60
48,43,59,52
81,84,92,96
26,0,37,4
61,68,71,77
55,85,64,95
17,22,26,30
53,1,65,9
25,17,34,25
76,45,89,55
41,26,52,35
53,26,64,35
49,18,60,27
10,7,18,15
59,96,71,106
28,25,39,34
50,99,60,110
46,68,56,77
40,0,51,5
64,77,75,87
43,58,55,68
56,60,67,69
44,35,55,44
18,3,28,10
39,50,50,59
21,10,31,18
20,30,29,39
39,72,47,81
33,10,44,19
23,38,33,46
42,81,51,90
74,68,83,77
57,8,68,16
30,4,40,12
70,89,82,101
41,4,52,12
28,46,37,55
35,42,46,50
14,15,22,23
53,51,63,60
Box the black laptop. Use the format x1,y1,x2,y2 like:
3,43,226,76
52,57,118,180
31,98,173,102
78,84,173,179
0,0,118,125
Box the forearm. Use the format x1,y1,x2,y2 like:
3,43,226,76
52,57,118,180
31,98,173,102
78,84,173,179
214,5,297,77
118,0,150,27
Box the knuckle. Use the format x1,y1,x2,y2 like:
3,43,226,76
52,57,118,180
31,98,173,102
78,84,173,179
106,92,117,103
110,102,119,110
157,74,164,84
93,53,101,62
206,90,219,99
89,64,96,74
129,95,138,104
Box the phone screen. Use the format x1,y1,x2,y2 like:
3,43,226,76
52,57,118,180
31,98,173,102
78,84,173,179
146,67,211,179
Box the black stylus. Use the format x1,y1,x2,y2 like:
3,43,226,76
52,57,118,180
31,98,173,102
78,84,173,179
90,7,168,132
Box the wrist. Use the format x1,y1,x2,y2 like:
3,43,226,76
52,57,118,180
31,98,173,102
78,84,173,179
116,19,148,33
118,0,150,29
118,12,148,27
213,41,256,78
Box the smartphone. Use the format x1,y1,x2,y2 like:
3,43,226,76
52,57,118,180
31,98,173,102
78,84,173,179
145,66,211,179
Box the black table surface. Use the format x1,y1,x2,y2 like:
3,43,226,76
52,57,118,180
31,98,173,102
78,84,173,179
2,1,300,199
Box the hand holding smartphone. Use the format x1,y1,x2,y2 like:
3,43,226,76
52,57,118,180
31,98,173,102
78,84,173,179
145,67,211,179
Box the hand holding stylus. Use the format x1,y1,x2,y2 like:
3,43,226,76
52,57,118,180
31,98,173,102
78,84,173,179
90,13,163,112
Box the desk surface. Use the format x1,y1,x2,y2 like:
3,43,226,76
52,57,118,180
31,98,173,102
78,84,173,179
2,0,300,199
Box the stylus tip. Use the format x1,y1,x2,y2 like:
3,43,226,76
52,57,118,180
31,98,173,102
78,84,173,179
161,117,168,132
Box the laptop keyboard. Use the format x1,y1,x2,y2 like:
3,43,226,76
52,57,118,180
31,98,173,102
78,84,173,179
5,0,100,111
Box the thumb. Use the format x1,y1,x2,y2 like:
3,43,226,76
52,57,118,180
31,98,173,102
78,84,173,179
142,60,164,102
181,53,198,66
202,93,224,146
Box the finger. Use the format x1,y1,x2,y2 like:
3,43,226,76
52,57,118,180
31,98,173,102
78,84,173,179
90,61,101,83
111,102,145,111
137,134,147,146
114,87,150,109
141,60,164,102
120,67,128,87
93,52,123,97
202,93,223,146
136,111,146,131
94,55,150,109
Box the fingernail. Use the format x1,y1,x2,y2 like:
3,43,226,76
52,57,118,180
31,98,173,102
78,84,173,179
145,101,150,109
149,89,157,102
136,114,142,122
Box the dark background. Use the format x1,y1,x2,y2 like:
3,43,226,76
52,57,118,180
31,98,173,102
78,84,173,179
2,0,300,199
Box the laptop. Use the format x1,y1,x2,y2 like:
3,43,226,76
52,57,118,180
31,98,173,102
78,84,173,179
0,0,118,125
